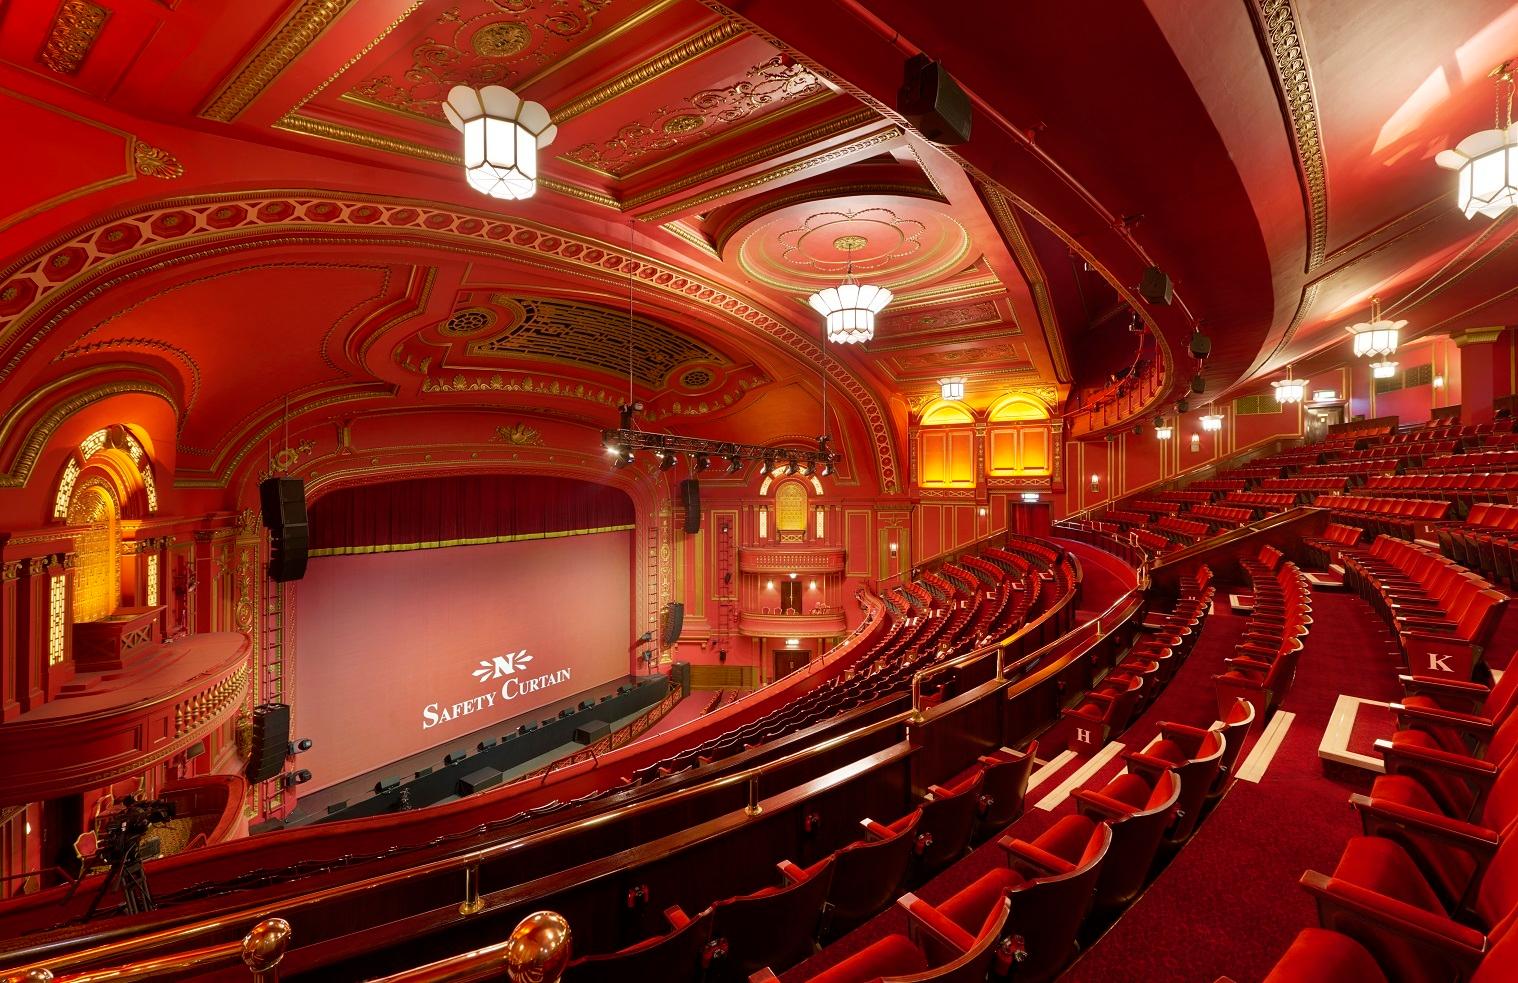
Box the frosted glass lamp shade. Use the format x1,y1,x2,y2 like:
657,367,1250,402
1437,124,1518,219
1347,318,1404,358
1272,378,1306,404
443,85,557,200
1371,360,1398,380
1200,413,1223,432
808,281,893,344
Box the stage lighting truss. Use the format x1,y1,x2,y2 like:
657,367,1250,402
602,430,838,477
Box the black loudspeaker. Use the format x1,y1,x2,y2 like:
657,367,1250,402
246,703,290,783
899,54,971,145
259,477,309,582
1139,266,1173,306
680,479,701,534
1190,374,1206,395
672,661,692,697
661,602,685,647
457,768,503,796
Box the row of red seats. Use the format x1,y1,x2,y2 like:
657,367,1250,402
1223,490,1298,511
1190,503,1255,530
1438,502,1518,585
1313,493,1451,539
1213,547,1312,720
1414,448,1518,473
1131,499,1185,515
1364,470,1518,515
1258,476,1351,495
1338,535,1507,681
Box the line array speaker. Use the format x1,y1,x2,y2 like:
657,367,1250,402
661,602,685,648
898,54,971,145
245,702,290,783
1139,267,1173,306
680,478,701,534
259,477,309,582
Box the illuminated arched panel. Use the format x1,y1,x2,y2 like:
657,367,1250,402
775,481,808,534
986,394,1054,477
68,482,120,624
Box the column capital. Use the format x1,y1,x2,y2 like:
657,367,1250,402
1451,326,1508,348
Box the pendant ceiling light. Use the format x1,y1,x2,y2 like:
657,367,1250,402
1371,360,1398,380
1345,296,1404,358
1436,61,1518,219
938,377,966,400
808,246,891,344
1155,418,1173,440
1272,365,1307,404
1200,407,1224,432
443,85,557,200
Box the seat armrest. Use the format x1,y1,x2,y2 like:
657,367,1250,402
1349,794,1500,863
996,835,1075,875
749,970,781,983
1374,739,1499,787
664,904,690,929
861,817,894,839
1159,721,1213,741
1223,656,1271,672
1296,871,1487,974
899,892,976,955
1072,787,1138,820
1399,675,1489,699
1390,704,1496,738
777,860,807,884
1123,749,1179,775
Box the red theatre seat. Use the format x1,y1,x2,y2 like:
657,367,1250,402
562,905,713,983
1070,769,1181,907
1123,728,1226,844
704,856,836,982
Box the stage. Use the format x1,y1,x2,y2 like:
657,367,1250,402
281,673,668,826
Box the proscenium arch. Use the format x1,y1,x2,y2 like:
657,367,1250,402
0,190,902,493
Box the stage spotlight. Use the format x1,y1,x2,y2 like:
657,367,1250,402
282,769,312,788
784,457,799,475
611,447,634,469
819,458,835,477
800,459,816,477
726,455,743,474
658,450,676,471
693,453,711,472
288,738,313,755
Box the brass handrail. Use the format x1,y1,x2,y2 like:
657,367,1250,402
3,708,915,978
370,911,570,983
2,918,289,983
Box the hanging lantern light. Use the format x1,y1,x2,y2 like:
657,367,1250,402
808,249,891,344
1272,365,1307,404
1436,62,1518,219
442,85,557,200
1199,407,1224,432
1345,296,1404,358
1371,360,1398,380
938,377,966,400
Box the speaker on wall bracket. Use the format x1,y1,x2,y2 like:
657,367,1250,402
899,54,972,145
680,478,701,534
259,477,309,582
661,602,685,648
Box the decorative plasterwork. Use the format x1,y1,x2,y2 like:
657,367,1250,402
491,422,544,445
459,294,731,386
346,0,614,123
552,19,747,124
563,56,823,177
1249,0,1327,273
637,125,904,222
132,142,183,180
39,0,110,76
0,191,901,492
201,0,370,121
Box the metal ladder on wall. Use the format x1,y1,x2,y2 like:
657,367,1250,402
259,574,285,817
714,521,737,684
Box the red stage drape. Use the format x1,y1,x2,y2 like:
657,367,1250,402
308,475,635,552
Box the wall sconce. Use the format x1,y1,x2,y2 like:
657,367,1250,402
788,572,797,579
1433,375,1446,389
766,580,775,590
1189,432,1201,452
977,506,987,517
1090,473,1100,489
888,542,899,556
808,580,817,590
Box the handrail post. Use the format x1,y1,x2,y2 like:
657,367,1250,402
460,863,485,915
241,917,291,983
745,773,763,816
994,643,1006,683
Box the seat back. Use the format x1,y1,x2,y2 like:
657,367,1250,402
827,809,922,928
917,773,984,874
887,896,1012,983
1213,698,1257,791
1167,731,1226,841
562,906,713,983
979,743,1037,830
1089,771,1181,908
1005,823,1113,982
709,857,834,980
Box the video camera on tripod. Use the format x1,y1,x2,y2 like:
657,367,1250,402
75,795,178,919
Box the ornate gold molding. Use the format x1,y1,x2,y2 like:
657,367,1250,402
1250,0,1328,271
132,141,183,179
0,376,177,488
638,126,905,223
552,19,747,124
202,1,363,121
1452,325,1508,347
982,186,1069,383
39,0,109,75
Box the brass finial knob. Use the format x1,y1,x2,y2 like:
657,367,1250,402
505,911,572,983
241,917,292,975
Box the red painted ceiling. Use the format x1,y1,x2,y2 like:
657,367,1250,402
4,0,1518,510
